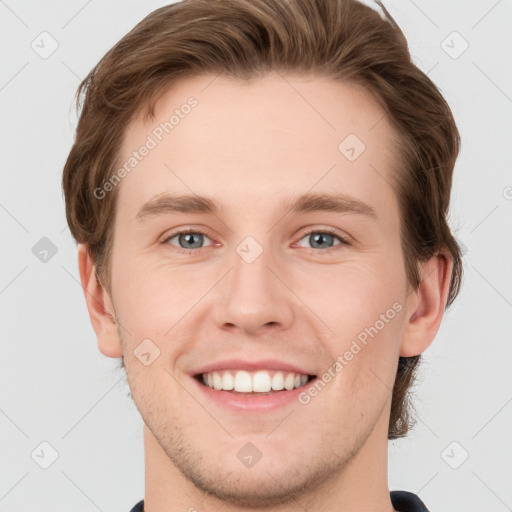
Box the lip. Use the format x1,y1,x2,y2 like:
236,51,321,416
190,373,317,413
190,358,315,376
189,358,317,413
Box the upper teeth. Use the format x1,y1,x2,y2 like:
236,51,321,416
202,370,309,392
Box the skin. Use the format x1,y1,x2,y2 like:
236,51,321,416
78,72,452,512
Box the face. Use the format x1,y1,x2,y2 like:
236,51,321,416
101,73,416,506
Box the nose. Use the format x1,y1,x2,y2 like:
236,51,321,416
212,242,295,337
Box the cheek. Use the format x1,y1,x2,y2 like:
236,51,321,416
311,262,405,376
300,259,403,331
124,361,189,433
112,257,198,337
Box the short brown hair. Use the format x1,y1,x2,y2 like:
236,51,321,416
62,0,463,439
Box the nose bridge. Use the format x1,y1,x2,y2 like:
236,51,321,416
215,234,294,334
232,237,273,295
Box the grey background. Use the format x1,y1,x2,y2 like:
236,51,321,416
1,0,511,510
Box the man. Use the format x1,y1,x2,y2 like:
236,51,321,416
62,0,463,510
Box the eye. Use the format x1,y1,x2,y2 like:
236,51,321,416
163,229,213,251
295,228,350,250
161,227,350,253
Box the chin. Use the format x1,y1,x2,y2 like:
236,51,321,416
182,465,321,508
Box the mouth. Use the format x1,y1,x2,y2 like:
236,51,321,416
194,369,317,395
189,359,319,412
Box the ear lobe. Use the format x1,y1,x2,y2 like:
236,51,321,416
77,244,123,358
400,249,453,357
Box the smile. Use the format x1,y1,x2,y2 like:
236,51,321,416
197,369,315,393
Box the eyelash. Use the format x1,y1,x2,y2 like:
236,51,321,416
161,227,351,254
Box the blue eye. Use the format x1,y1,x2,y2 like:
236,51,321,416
296,229,349,250
164,231,213,250
162,228,350,253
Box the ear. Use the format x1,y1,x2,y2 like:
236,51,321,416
77,244,123,358
400,249,453,357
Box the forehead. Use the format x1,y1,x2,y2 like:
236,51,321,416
115,72,399,222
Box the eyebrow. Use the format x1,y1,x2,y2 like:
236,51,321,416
135,192,377,221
